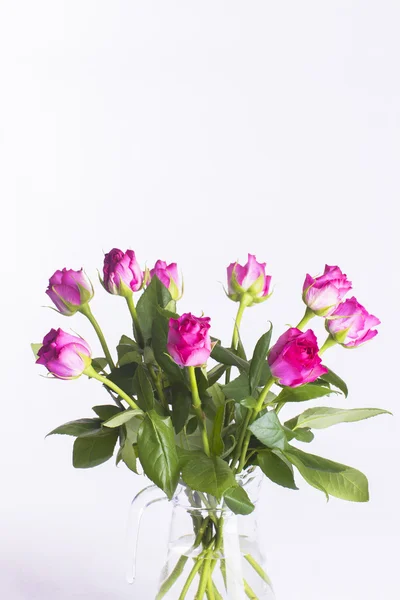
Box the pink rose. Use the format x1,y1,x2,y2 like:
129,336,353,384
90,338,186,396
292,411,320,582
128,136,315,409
167,313,212,367
303,265,352,316
326,297,380,348
150,260,182,300
227,254,272,305
268,328,328,387
46,268,94,316
36,328,92,379
102,248,144,296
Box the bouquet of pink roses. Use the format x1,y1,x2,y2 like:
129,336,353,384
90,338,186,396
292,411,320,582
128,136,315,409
33,250,386,599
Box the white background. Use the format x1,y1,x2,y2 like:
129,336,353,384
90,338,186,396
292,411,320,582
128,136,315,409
1,1,399,598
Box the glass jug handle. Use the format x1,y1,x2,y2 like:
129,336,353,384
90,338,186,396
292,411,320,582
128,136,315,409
125,484,168,584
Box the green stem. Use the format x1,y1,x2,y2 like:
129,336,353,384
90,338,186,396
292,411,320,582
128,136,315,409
319,334,337,355
79,304,115,369
206,576,215,600
212,583,223,600
188,366,210,457
84,365,140,411
243,579,258,599
156,518,211,600
236,377,276,473
231,410,252,471
296,306,315,330
232,298,247,351
178,558,204,600
225,298,247,385
125,293,145,348
220,559,227,590
245,554,272,585
149,364,168,412
195,551,212,600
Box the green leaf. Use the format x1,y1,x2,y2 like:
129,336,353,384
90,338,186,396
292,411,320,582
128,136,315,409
283,447,369,502
176,446,206,468
121,441,138,473
258,451,298,490
133,365,155,412
222,372,251,402
240,397,258,409
73,429,119,468
124,414,143,443
224,486,255,515
152,313,185,383
211,405,225,456
170,383,192,434
258,361,273,386
320,367,348,397
195,367,210,398
103,408,143,428
203,383,226,420
137,276,172,342
47,418,101,437
275,384,337,404
92,405,122,421
285,407,391,431
284,427,314,443
248,411,288,451
186,417,198,435
117,342,142,367
211,341,250,372
236,334,247,361
31,343,42,360
182,455,236,499
137,410,179,499
249,325,273,394
207,363,227,387
107,363,138,397
91,357,109,373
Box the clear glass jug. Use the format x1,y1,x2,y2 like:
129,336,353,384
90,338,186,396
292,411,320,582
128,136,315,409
126,467,276,599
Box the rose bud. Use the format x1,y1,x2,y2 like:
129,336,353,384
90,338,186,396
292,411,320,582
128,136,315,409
303,265,352,317
227,254,272,306
46,268,94,316
167,313,212,367
101,248,144,297
36,328,92,379
326,297,380,348
268,328,328,388
150,260,182,300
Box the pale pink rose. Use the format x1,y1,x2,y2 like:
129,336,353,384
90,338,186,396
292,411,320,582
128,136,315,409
303,265,352,316
227,254,271,304
326,297,380,348
167,313,211,367
36,328,91,379
102,248,144,296
46,268,93,315
150,260,182,300
268,328,328,387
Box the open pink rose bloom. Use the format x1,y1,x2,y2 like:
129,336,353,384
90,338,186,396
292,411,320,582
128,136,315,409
268,327,328,387
167,313,212,367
